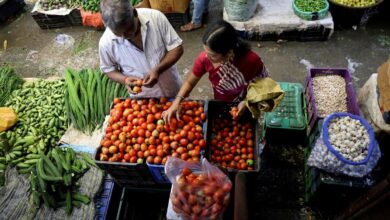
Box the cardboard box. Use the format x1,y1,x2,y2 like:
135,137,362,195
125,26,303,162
149,0,189,13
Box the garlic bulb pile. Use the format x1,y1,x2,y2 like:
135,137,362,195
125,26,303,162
328,116,369,162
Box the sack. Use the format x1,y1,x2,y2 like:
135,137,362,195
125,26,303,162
224,0,258,22
377,58,390,112
245,77,285,118
165,157,232,220
80,8,104,29
357,74,390,134
0,107,17,132
308,113,381,177
148,0,189,13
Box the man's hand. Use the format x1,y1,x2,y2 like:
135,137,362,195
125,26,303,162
143,68,159,88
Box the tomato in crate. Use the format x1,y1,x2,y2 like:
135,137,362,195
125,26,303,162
206,100,262,174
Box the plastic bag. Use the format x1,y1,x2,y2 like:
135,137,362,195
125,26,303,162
165,157,232,220
308,113,381,177
245,77,285,118
0,107,17,132
80,8,104,29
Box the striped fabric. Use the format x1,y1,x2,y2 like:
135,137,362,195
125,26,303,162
99,8,183,98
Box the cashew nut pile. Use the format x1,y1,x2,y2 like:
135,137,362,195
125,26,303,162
313,75,348,117
328,116,369,162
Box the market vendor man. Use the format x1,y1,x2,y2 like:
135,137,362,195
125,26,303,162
99,0,183,97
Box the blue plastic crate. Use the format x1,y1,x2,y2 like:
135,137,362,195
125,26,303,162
146,99,208,184
95,176,119,220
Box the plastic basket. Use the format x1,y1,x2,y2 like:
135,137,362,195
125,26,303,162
264,82,307,144
292,0,329,21
206,100,262,174
305,68,360,135
31,8,82,29
146,99,208,185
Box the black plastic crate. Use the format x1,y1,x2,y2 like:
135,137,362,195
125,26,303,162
206,100,262,174
0,0,26,23
304,122,375,204
95,176,121,220
116,188,169,220
31,8,82,29
237,25,332,42
94,150,156,188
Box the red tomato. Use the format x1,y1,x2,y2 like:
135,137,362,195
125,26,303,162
180,138,189,146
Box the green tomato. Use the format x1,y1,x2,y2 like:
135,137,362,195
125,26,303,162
247,159,254,167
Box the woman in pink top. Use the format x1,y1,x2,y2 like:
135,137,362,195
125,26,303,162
163,20,269,123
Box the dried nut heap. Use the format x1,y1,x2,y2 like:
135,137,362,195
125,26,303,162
313,75,348,117
328,116,369,162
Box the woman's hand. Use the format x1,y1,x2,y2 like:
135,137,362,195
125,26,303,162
162,99,182,124
237,101,247,118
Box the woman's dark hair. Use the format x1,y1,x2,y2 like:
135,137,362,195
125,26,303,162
202,20,250,58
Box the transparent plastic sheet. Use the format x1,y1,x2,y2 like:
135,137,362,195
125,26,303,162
307,114,381,177
165,157,232,220
0,165,103,220
0,167,36,220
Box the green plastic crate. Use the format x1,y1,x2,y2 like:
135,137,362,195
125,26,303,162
264,82,307,144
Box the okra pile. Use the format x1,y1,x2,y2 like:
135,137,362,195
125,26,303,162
30,147,96,214
65,68,128,134
295,0,327,12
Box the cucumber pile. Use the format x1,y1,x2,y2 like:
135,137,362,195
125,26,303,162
1,80,68,176
30,147,95,214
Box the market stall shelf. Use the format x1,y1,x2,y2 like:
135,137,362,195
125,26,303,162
224,0,334,41
263,82,307,144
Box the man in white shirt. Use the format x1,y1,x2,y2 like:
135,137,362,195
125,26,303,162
99,0,183,97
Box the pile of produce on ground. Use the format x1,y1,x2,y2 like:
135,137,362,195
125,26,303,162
313,75,347,117
39,0,81,11
331,0,378,8
0,67,24,106
81,0,100,13
1,79,68,177
209,117,255,171
97,98,206,165
30,147,95,214
65,69,128,134
294,0,327,12
327,116,369,162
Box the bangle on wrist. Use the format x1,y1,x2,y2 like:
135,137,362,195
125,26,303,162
124,77,130,85
176,95,185,100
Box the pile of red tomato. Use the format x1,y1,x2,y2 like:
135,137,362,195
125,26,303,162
210,118,255,170
98,98,206,164
171,167,232,220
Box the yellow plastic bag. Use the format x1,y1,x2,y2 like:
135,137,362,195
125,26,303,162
0,107,18,132
245,78,285,118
